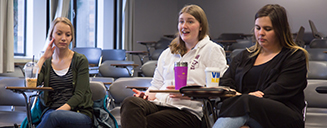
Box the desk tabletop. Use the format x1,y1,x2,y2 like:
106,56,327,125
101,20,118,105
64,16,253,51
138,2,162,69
149,89,236,98
5,86,54,91
137,41,157,45
214,40,237,43
125,51,148,54
149,90,180,93
110,63,139,68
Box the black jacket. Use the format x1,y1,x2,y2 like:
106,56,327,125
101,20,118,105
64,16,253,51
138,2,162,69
219,48,307,128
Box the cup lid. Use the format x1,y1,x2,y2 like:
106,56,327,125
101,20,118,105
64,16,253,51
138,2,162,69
23,62,39,69
175,62,188,67
205,67,220,72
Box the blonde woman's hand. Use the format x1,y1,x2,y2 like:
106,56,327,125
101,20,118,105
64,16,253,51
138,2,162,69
42,38,55,60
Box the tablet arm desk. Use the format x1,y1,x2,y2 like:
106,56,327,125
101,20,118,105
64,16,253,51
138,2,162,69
150,86,236,128
5,86,53,128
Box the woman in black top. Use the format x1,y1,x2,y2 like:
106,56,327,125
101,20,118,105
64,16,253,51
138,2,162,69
213,4,309,128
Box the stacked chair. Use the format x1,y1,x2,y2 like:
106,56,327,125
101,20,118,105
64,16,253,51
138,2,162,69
304,41,327,127
98,49,137,80
108,77,153,127
308,20,327,49
137,36,172,77
226,39,254,64
304,61,327,128
294,26,305,48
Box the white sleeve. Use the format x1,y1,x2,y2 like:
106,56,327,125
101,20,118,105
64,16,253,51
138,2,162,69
207,44,229,75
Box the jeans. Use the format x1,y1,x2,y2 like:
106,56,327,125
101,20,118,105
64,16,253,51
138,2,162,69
213,115,263,128
36,109,92,128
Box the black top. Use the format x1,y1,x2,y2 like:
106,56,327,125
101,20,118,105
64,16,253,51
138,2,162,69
219,48,307,128
242,62,268,94
48,63,73,109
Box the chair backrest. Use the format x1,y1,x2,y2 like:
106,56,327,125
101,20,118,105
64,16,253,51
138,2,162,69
308,61,327,79
229,39,254,50
72,47,102,65
303,32,315,46
309,20,325,39
309,39,327,48
154,37,172,50
217,33,245,40
90,77,114,85
0,78,30,106
102,49,126,62
305,79,327,108
141,60,157,77
306,48,327,61
99,60,134,79
151,49,165,60
89,81,107,101
108,77,152,105
295,26,305,47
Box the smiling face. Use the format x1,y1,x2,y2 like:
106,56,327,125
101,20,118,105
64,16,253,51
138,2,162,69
254,16,279,49
178,12,202,44
51,22,72,49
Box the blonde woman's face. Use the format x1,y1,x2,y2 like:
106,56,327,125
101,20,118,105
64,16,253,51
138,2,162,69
51,22,72,49
178,12,202,44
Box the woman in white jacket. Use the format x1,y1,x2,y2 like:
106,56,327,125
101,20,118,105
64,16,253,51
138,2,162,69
120,4,228,128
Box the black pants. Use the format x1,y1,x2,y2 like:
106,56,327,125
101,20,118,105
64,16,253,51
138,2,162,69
120,97,201,128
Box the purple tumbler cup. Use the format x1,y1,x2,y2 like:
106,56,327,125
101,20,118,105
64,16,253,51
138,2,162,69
174,62,188,90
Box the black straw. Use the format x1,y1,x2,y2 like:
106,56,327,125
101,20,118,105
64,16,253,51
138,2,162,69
32,55,35,77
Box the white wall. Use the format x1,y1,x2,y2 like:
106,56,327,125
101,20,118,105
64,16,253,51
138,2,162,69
133,0,178,65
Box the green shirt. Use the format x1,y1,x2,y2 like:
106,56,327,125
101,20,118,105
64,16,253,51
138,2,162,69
37,52,93,118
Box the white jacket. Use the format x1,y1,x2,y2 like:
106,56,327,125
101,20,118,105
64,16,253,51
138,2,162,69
147,35,229,120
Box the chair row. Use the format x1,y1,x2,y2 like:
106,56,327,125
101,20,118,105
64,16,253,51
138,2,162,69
305,61,327,128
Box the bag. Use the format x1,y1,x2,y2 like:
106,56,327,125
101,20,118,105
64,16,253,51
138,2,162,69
93,95,118,128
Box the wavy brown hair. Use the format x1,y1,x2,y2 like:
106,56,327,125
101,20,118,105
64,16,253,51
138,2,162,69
169,4,209,56
248,4,308,64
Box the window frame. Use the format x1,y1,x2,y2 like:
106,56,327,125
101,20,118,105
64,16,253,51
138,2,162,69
14,0,27,56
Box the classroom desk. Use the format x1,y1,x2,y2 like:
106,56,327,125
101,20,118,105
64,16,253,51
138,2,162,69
137,41,157,60
125,51,148,65
5,86,53,128
150,86,236,128
110,63,139,76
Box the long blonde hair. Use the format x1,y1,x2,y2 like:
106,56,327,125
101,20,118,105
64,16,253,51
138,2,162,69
49,17,75,45
169,4,209,56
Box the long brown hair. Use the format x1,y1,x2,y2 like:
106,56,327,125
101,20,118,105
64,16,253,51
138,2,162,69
169,4,209,56
248,4,308,64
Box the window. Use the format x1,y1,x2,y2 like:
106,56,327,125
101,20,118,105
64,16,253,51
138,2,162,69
74,0,97,47
13,0,26,56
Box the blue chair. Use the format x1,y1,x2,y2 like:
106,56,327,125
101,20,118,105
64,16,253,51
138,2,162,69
72,47,102,76
101,49,126,62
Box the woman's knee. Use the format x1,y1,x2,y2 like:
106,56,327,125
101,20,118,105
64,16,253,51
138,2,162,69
121,96,141,107
46,110,67,119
